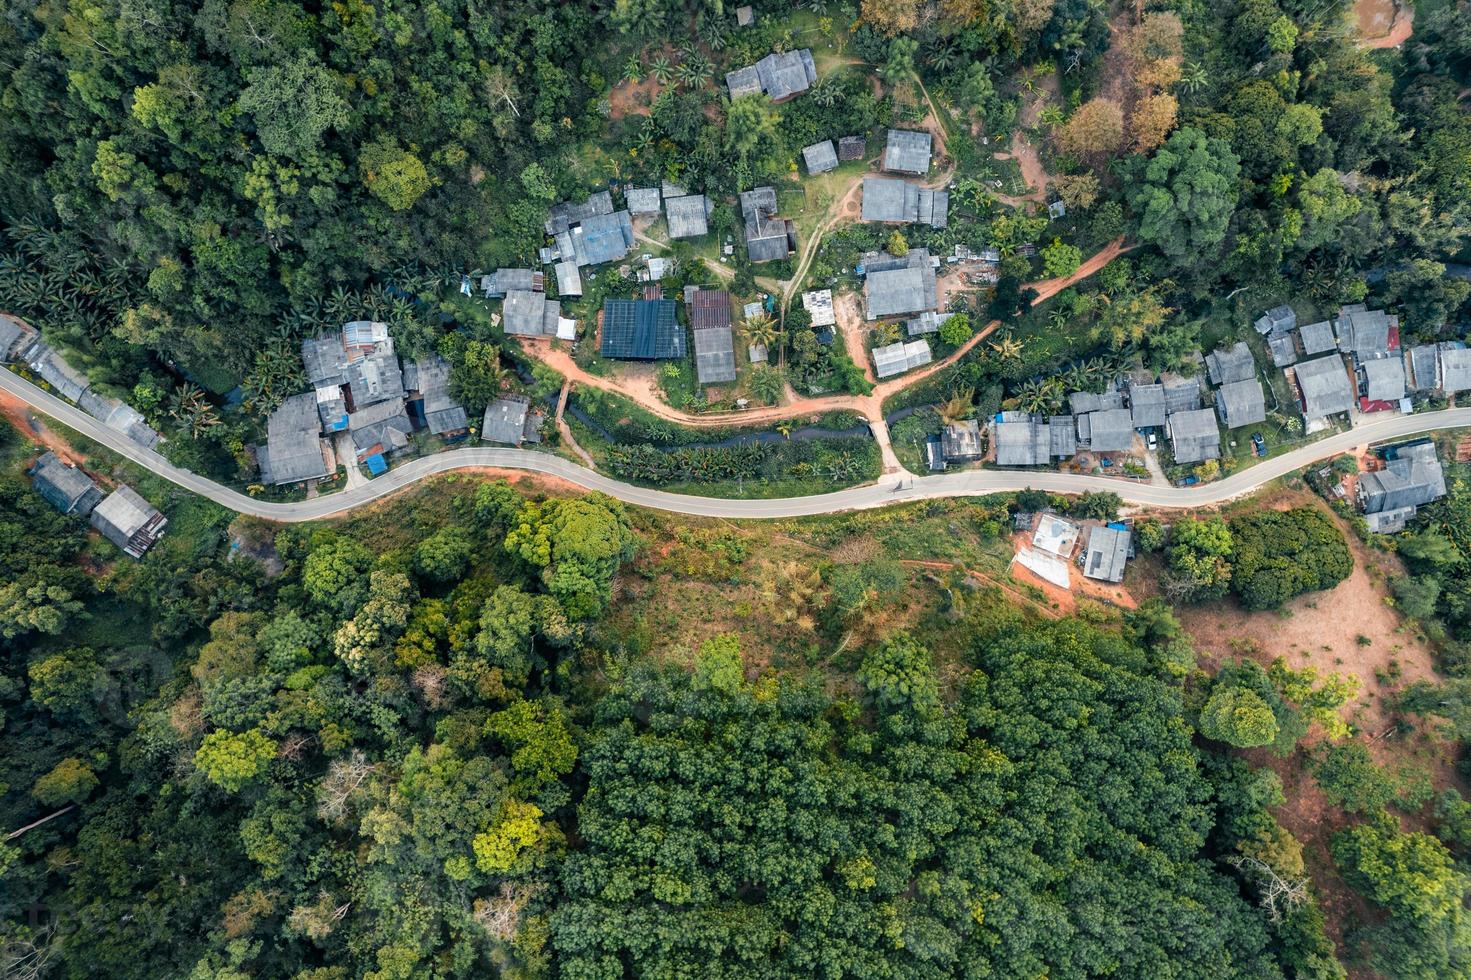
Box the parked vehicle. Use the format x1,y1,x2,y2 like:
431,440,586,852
1251,432,1267,457
1181,475,1199,486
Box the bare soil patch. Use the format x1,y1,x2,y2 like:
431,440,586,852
1357,0,1413,47
608,74,665,121
0,388,88,466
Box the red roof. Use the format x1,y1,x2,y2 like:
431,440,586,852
689,289,734,331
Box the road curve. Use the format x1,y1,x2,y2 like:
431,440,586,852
4,369,1468,523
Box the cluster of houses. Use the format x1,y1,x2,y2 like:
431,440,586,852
594,287,739,386
1013,512,1133,588
28,451,167,558
0,313,161,450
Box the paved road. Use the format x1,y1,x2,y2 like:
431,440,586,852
4,369,1468,522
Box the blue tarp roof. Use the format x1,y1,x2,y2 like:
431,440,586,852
364,453,387,476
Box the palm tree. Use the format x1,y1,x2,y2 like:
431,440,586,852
622,53,643,83
1038,106,1066,130
1048,309,1069,331
928,45,956,73
678,55,712,88
169,384,221,439
697,16,727,50
1015,378,1050,413
1179,62,1207,95
745,312,780,352
938,386,975,424
812,76,840,109
650,56,673,85
989,336,1023,363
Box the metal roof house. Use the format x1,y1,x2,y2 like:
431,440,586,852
1205,342,1256,385
78,389,161,449
349,398,413,463
740,187,796,263
344,349,404,409
1128,383,1167,428
803,289,836,328
503,289,562,337
1299,320,1337,356
1075,408,1135,452
546,193,634,266
1441,346,1471,394
861,177,949,228
91,485,166,558
735,4,754,25
1050,415,1078,457
1164,378,1203,414
1216,379,1266,428
906,311,953,337
1254,304,1297,335
1405,344,1439,392
1268,332,1299,368
25,343,88,403
482,394,540,445
600,299,684,360
554,261,583,297
1083,525,1131,582
802,140,838,174
1358,441,1446,532
257,392,334,486
625,186,662,215
872,339,932,379
1335,305,1397,359
405,356,469,437
0,313,37,361
302,334,347,387
838,135,867,160
1069,390,1125,415
724,49,817,102
883,129,933,175
480,268,540,298
29,452,102,516
1168,408,1221,464
993,412,1075,465
864,249,937,320
687,288,737,384
1360,357,1407,404
941,419,983,461
546,191,614,234
665,194,712,239
1293,355,1354,423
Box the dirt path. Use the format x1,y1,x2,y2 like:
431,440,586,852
835,292,877,385
0,388,89,466
1357,0,1413,48
555,379,597,469
992,132,1049,206
780,170,868,312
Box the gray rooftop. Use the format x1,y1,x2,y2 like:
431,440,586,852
29,452,102,516
802,140,838,174
0,313,36,361
481,268,538,298
345,349,404,408
803,289,836,327
872,339,932,379
1335,304,1395,358
1299,320,1337,355
409,355,469,435
1441,346,1471,394
258,393,332,485
1168,408,1221,464
349,398,412,458
1360,442,1446,516
503,289,562,337
905,311,953,337
482,395,532,445
554,261,583,297
78,388,161,449
1254,305,1297,336
1205,342,1256,385
941,419,983,460
26,344,88,402
1128,383,1166,428
1050,416,1078,457
1216,379,1266,428
1268,332,1299,368
1163,378,1203,414
861,177,948,228
1361,357,1406,403
665,194,711,239
302,334,346,387
625,186,661,215
1405,344,1439,392
689,288,737,384
91,485,166,558
725,49,816,101
884,129,933,175
546,191,614,235
1069,390,1125,415
994,413,1051,466
1083,525,1131,582
864,250,937,320
1077,408,1135,452
1294,355,1354,421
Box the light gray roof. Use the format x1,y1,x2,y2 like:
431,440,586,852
1360,442,1446,515
1294,355,1354,420
26,344,88,402
665,194,711,239
725,49,816,101
871,339,932,379
1078,408,1135,452
1299,320,1337,355
689,288,737,384
625,186,662,215
1440,346,1471,393
91,485,166,558
570,210,635,266
345,349,404,407
994,413,1050,466
0,313,36,361
941,419,983,459
1216,379,1266,428
481,268,538,298
735,4,754,25
1205,342,1255,385
803,289,835,327
1168,408,1221,464
410,356,469,435
504,289,550,337
258,393,332,485
741,188,792,261
349,398,412,457
1070,390,1125,415
302,335,346,387
861,177,949,228
482,395,531,445
1361,357,1406,402
554,261,583,297
1163,378,1203,414
905,311,953,337
1268,332,1299,368
546,191,615,235
884,129,933,174
1128,383,1167,428
803,140,838,174
1405,344,1439,391
725,65,763,99
1083,525,1131,582
864,250,937,319
1254,304,1296,335
1050,416,1077,457
1335,304,1395,357
78,389,161,449
29,452,102,515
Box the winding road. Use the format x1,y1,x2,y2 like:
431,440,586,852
4,368,1467,523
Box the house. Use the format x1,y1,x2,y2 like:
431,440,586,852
24,343,88,402
343,319,392,355
837,135,867,161
1360,357,1407,407
1358,441,1446,532
860,177,949,229
1083,525,1131,582
802,140,838,175
1335,304,1397,360
546,193,634,266
1049,415,1078,457
1168,408,1221,464
1205,342,1256,385
302,334,347,387
1033,514,1080,556
863,249,937,320
91,485,166,558
1128,382,1167,428
1441,345,1471,394
724,49,816,102
503,289,562,337
905,311,953,337
482,394,541,445
803,289,836,328
0,313,37,361
735,4,754,26
1293,355,1354,423
1069,390,1125,415
740,187,796,262
349,398,413,467
600,299,684,360
687,288,737,384
257,393,334,486
1405,344,1439,392
993,413,1051,466
883,129,933,175
344,349,404,410
872,339,932,379
29,452,102,515
1254,305,1297,335
480,268,540,298
1075,408,1135,452
547,191,614,233
1216,379,1267,428
665,194,712,239
1299,320,1337,356
404,356,469,437
941,419,983,461
554,261,583,297
77,389,162,449
625,186,662,215
1164,378,1204,414
1268,332,1299,368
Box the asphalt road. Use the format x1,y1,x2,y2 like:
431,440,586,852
4,369,1469,523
